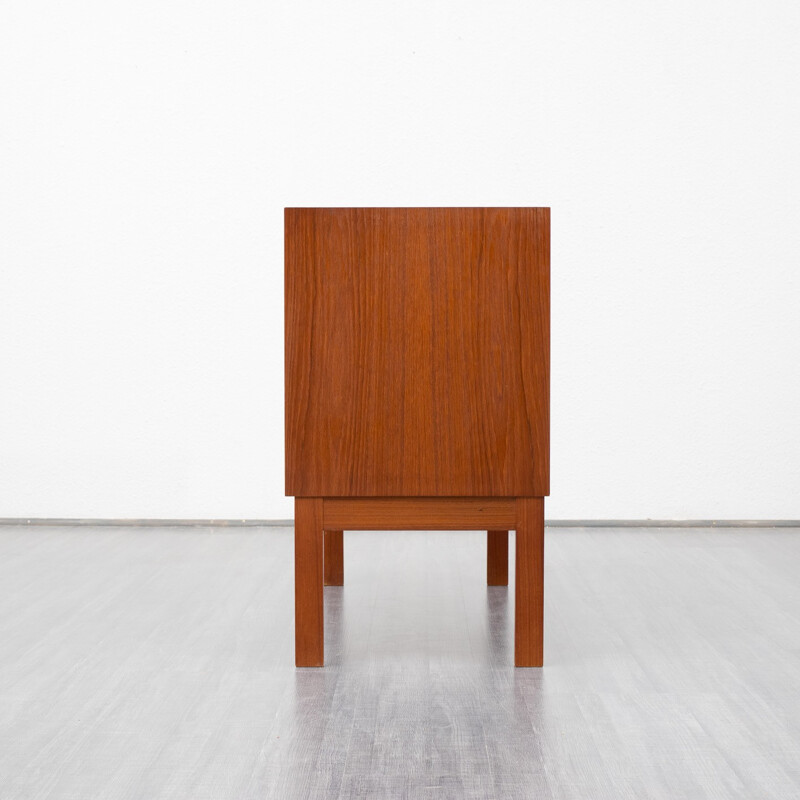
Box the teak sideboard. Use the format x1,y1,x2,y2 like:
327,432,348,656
285,207,550,667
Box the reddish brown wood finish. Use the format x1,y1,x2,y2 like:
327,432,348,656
487,530,509,586
285,208,550,497
323,530,343,586
515,497,544,667
322,497,515,530
286,208,549,667
295,498,323,666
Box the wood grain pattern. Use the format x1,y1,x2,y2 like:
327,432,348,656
323,530,344,586
285,208,549,497
515,497,544,666
322,497,516,530
486,530,509,586
295,498,323,666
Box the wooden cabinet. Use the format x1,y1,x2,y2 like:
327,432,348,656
285,208,549,666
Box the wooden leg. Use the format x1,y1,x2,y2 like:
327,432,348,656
323,530,344,586
487,530,509,585
515,497,544,667
295,498,324,666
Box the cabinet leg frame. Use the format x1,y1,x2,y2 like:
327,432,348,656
293,496,544,667
514,497,544,667
295,498,324,667
324,530,344,585
487,530,509,585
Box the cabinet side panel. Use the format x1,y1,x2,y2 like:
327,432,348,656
285,207,549,496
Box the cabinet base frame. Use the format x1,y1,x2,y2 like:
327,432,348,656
294,497,544,668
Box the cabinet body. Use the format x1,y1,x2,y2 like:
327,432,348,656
285,207,550,667
285,207,549,498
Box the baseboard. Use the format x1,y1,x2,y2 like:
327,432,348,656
546,519,800,528
0,518,293,527
1,518,798,528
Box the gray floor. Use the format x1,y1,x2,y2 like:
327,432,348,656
1,526,799,800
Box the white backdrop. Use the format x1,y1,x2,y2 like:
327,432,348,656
2,0,799,520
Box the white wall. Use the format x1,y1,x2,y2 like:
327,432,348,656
2,0,799,520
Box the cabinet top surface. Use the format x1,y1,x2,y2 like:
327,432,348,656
285,207,549,497
284,206,550,213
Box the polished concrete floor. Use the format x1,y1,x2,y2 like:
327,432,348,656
1,525,799,799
